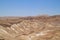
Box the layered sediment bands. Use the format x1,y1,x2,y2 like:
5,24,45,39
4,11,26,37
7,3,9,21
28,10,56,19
0,15,60,40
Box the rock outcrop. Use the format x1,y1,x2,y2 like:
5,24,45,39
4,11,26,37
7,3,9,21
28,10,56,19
0,15,60,40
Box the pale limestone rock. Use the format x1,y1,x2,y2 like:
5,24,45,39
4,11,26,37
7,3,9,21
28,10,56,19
0,16,60,40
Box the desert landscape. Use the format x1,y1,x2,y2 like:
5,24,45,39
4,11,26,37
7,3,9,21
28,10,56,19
0,15,60,40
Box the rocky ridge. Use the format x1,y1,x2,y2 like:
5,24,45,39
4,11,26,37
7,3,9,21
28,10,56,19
0,15,60,40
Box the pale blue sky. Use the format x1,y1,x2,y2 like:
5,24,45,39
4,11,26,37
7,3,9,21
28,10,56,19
0,0,60,16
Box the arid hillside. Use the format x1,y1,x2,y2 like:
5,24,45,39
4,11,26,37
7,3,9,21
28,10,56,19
0,15,60,40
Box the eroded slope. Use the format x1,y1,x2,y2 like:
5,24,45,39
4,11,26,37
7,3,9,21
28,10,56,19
0,15,60,40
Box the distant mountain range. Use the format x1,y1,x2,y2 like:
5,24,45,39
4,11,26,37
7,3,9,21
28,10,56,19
0,15,60,27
